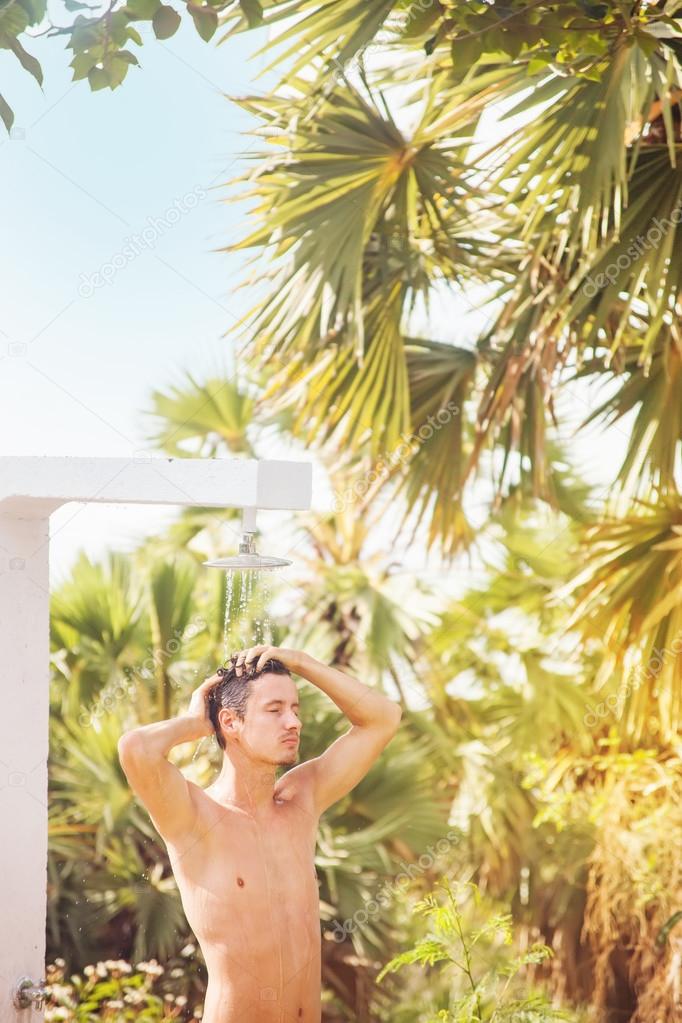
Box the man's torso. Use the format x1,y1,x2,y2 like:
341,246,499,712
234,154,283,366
167,774,322,1023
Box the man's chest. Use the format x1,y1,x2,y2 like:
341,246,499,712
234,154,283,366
171,799,320,909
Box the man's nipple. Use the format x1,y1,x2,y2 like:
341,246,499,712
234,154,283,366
236,877,245,887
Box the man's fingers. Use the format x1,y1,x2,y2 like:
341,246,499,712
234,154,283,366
212,644,276,679
245,644,267,666
256,646,276,670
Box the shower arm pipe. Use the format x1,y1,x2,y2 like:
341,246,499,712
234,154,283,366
242,505,258,532
241,503,259,552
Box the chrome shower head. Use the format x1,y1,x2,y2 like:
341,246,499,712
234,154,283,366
203,529,292,572
203,553,292,570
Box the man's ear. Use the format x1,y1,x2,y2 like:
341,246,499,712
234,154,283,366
218,707,237,737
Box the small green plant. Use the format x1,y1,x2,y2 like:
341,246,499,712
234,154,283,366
377,878,581,1023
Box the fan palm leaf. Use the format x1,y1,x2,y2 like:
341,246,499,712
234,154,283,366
220,0,401,82
496,42,680,259
563,494,682,743
146,559,200,719
144,371,257,457
221,76,492,457
578,326,682,496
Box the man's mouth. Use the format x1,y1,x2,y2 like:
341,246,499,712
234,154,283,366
282,737,298,745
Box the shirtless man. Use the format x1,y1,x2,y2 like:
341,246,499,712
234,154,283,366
117,644,402,1023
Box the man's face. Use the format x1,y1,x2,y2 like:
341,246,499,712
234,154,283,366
223,672,302,766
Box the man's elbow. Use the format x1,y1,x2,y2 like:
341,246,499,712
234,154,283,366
117,729,145,769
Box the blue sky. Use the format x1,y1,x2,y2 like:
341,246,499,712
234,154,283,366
0,14,288,581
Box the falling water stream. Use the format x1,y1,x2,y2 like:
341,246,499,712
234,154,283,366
193,569,276,763
222,568,274,658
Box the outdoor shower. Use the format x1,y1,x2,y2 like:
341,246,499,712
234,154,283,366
0,454,312,1022
203,505,293,571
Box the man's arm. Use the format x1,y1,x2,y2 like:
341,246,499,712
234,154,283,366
244,647,402,816
117,674,218,844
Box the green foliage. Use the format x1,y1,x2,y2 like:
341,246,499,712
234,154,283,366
48,373,462,1015
208,0,682,565
14,0,682,1011
0,0,46,129
445,1,618,77
377,878,580,1022
0,0,252,129
47,368,678,1018
144,372,256,457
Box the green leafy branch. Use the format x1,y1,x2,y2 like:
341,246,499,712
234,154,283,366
376,877,579,1022
0,0,261,132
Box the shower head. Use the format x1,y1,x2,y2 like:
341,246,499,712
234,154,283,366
203,552,292,571
202,521,292,572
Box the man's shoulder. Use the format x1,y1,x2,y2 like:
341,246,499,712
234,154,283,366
181,779,230,832
163,782,238,857
274,760,319,816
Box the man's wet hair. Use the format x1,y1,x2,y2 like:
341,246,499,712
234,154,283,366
207,657,292,750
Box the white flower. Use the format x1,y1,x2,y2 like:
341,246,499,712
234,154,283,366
48,985,72,1001
136,960,164,977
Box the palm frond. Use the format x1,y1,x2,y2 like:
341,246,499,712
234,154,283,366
578,327,682,496
496,42,676,257
219,0,400,81
145,371,256,457
563,495,682,743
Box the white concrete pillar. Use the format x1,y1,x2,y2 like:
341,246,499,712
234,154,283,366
0,514,50,1022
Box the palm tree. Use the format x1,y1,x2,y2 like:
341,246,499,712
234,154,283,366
48,3,682,1005
193,10,682,1016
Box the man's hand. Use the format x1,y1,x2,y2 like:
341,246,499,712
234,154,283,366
184,672,222,738
230,645,305,676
